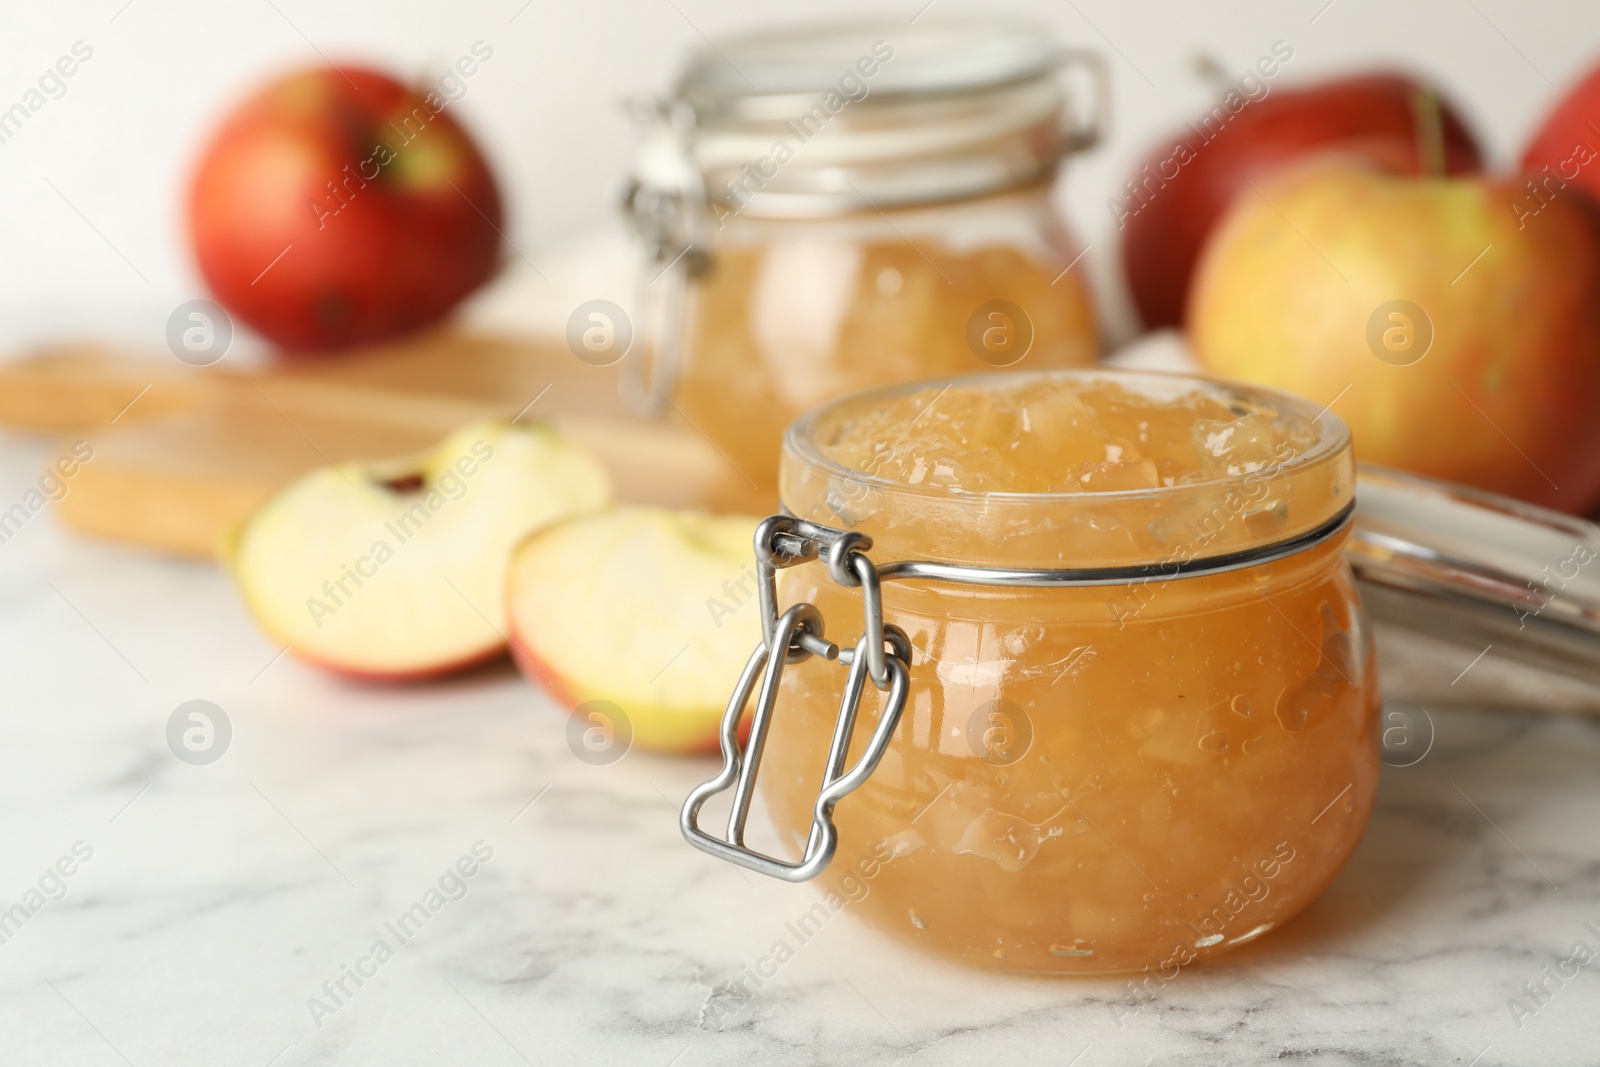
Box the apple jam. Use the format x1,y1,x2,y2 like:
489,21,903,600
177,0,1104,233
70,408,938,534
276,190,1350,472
674,192,1099,486
758,370,1380,973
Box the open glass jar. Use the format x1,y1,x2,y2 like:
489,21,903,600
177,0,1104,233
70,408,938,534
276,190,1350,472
624,19,1105,486
683,369,1381,974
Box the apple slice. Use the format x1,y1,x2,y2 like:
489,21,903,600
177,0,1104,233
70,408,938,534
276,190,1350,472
227,421,610,680
506,507,763,753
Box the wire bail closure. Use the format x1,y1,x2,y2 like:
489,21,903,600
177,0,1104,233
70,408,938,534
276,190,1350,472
680,517,912,882
681,502,1358,881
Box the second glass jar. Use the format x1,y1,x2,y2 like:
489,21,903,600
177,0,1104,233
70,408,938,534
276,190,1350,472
625,19,1105,486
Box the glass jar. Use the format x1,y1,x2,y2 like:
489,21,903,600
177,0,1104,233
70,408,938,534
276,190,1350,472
624,19,1106,487
1350,463,1600,711
682,369,1380,974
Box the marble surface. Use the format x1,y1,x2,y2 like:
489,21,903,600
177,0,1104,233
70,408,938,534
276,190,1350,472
2,433,1598,1067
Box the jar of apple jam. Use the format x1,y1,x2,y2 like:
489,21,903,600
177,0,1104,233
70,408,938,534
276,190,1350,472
682,369,1380,974
624,19,1105,486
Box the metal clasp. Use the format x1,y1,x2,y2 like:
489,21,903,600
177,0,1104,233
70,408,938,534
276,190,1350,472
620,95,710,418
679,503,1362,880
680,516,912,882
1055,46,1110,155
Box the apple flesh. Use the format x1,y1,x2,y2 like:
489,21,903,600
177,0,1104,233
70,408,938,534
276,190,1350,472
189,65,503,351
1188,162,1600,513
228,422,610,680
1120,72,1482,330
506,507,763,753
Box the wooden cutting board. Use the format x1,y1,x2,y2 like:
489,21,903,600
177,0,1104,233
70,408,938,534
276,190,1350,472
0,329,771,557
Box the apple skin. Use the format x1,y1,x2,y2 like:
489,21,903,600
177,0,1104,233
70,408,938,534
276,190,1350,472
1189,162,1600,513
1521,61,1600,203
226,421,611,680
304,650,507,686
188,64,502,351
509,641,749,756
505,508,763,756
1121,73,1483,330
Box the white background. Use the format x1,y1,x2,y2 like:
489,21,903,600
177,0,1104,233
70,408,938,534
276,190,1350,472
2,0,1598,351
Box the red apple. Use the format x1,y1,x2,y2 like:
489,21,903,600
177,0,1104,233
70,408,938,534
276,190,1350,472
1521,59,1600,209
1189,161,1600,513
226,422,610,680
506,507,762,753
189,65,503,351
1119,71,1483,330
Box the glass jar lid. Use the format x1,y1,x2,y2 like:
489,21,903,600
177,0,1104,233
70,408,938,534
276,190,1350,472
634,17,1106,217
677,19,1062,104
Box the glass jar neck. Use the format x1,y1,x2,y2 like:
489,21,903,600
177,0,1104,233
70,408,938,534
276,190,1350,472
779,370,1356,572
704,182,1068,254
688,73,1069,217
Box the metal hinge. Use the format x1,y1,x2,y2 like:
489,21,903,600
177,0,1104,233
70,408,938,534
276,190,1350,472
679,516,911,882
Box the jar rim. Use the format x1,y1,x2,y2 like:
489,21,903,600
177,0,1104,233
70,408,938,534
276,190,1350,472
677,18,1061,110
783,367,1352,506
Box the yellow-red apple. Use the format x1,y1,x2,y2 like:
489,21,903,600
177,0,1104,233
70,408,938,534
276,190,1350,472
1189,162,1600,513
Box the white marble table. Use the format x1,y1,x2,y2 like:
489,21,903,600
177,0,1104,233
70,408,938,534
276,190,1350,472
1,433,1597,1067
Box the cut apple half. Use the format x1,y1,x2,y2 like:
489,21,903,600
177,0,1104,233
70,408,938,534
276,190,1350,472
506,507,763,753
227,421,610,680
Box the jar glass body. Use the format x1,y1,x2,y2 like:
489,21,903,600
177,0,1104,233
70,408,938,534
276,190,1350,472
757,371,1380,974
675,184,1098,487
